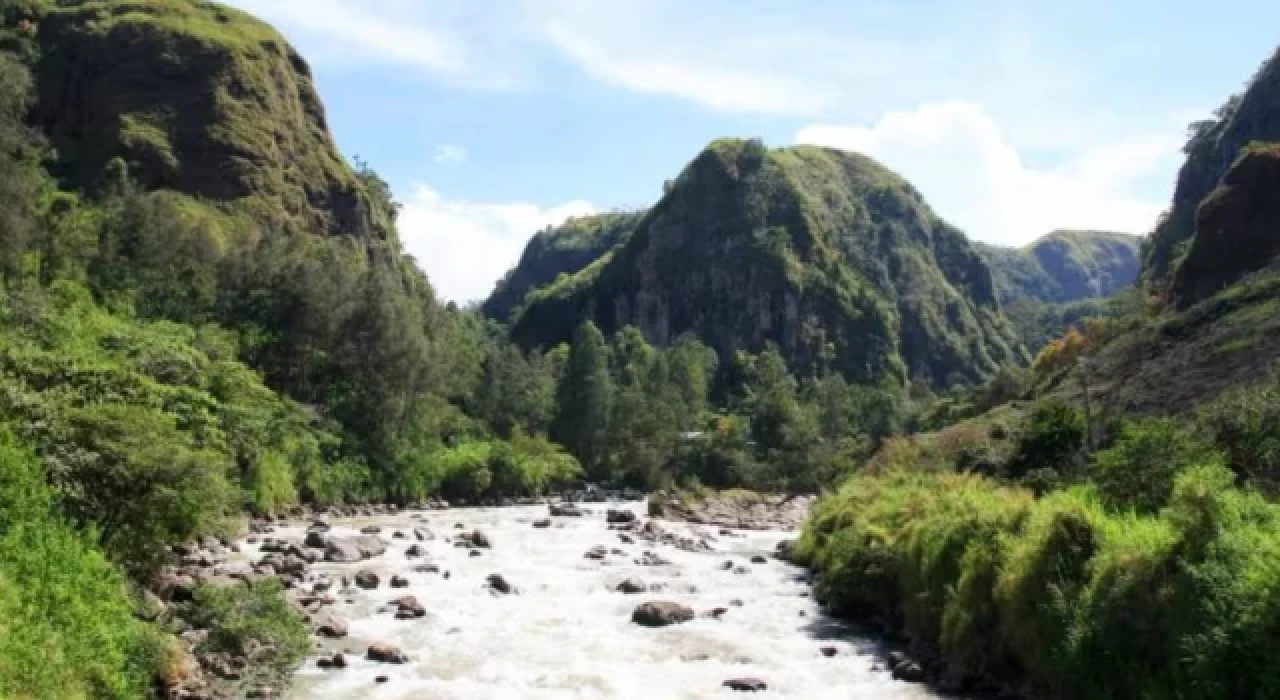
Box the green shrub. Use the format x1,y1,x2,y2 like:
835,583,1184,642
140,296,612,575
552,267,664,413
801,464,1280,699
1196,377,1280,494
1006,399,1086,479
181,579,309,675
0,430,161,700
1091,418,1224,513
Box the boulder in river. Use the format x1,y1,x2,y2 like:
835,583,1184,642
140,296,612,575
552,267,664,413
354,570,380,589
631,601,694,627
392,595,425,619
466,530,492,548
323,535,388,563
389,574,409,588
315,614,348,638
584,545,608,560
486,573,513,594
615,578,647,594
549,503,585,517
532,518,552,529
750,555,767,564
606,509,636,524
366,642,408,664
404,544,425,558
723,678,768,692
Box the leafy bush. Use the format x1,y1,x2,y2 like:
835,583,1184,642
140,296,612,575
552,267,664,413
0,430,161,700
800,464,1280,699
1091,417,1224,513
1196,377,1280,494
181,579,309,675
1006,399,1086,479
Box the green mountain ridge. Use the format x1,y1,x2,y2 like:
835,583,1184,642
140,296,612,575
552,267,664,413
13,0,389,240
978,229,1142,305
504,138,1026,387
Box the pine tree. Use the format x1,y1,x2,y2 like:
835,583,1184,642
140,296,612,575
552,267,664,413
553,321,613,480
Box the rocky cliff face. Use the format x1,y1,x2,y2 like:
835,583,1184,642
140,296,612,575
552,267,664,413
508,139,1024,386
980,230,1142,305
26,0,385,239
1171,141,1280,306
1144,46,1280,295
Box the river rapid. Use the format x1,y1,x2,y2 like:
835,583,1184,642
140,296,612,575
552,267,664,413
246,501,942,700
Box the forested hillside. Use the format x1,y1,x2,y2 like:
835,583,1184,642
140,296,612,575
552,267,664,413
508,138,1025,387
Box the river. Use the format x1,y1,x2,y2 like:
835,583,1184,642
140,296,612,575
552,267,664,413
245,501,941,699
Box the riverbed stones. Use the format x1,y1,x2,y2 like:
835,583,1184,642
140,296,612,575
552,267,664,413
549,503,584,517
404,544,425,558
486,573,513,594
389,574,409,588
584,545,608,560
631,601,694,627
750,555,767,564
606,509,636,524
465,530,491,548
723,678,768,692
615,578,647,594
323,535,388,562
366,642,408,664
532,518,552,528
392,595,425,619
820,646,838,657
354,570,380,589
315,614,348,638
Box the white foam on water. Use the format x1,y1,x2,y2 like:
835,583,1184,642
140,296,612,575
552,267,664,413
248,502,942,700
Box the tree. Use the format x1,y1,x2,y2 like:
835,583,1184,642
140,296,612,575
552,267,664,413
552,321,613,481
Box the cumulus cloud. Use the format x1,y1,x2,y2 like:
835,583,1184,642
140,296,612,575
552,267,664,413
397,186,595,303
433,144,468,164
796,101,1184,245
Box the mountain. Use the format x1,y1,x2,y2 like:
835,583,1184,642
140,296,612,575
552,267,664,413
1064,48,1280,414
20,0,389,239
978,230,1142,305
1144,45,1280,304
483,210,644,322
506,138,1025,386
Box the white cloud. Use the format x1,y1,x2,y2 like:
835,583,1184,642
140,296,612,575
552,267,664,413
795,101,1184,245
397,186,595,303
228,0,466,75
543,23,832,116
433,144,468,164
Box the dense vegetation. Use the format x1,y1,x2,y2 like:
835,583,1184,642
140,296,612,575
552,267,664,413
798,40,1280,700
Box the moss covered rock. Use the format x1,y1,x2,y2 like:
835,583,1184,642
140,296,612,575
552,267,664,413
27,0,386,239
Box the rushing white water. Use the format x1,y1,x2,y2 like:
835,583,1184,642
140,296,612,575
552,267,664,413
251,502,941,700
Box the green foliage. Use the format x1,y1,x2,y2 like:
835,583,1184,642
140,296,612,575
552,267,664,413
1091,418,1224,513
1006,399,1086,480
181,579,309,675
1196,370,1280,494
552,321,614,480
0,430,161,700
431,434,582,502
800,464,1280,699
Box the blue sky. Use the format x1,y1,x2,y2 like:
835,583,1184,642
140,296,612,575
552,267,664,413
225,0,1280,303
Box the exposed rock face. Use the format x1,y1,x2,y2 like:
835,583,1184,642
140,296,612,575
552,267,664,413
631,601,695,627
1145,46,1280,292
508,139,1023,386
1172,142,1280,307
28,1,387,240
